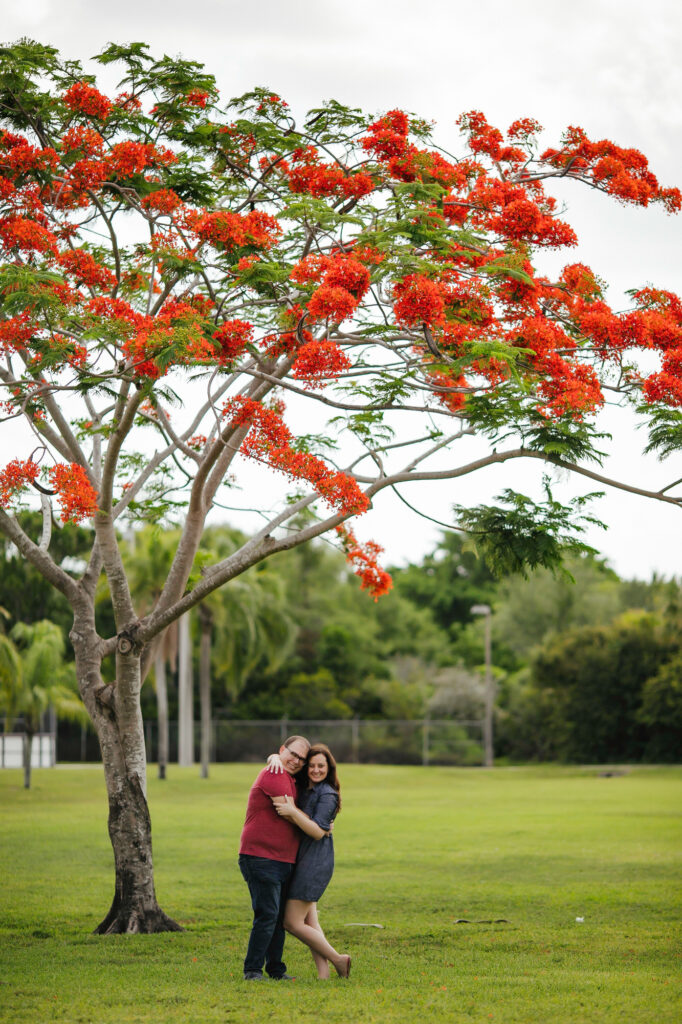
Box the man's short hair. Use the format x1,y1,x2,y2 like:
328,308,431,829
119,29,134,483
283,735,310,751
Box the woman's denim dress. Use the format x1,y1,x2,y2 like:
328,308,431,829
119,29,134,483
287,781,339,902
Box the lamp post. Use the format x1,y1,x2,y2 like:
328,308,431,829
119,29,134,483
471,604,494,768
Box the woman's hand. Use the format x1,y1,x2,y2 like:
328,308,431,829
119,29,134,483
274,795,297,819
266,752,284,774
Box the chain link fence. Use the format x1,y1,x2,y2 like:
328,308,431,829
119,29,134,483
55,717,485,767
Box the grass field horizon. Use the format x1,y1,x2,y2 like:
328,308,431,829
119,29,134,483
1,763,680,1023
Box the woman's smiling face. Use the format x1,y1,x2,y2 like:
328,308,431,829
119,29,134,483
308,753,329,784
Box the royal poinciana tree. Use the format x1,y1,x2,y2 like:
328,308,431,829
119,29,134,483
1,40,681,932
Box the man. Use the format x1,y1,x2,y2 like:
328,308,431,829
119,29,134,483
238,735,310,981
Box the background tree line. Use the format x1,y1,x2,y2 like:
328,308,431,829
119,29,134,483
1,513,680,764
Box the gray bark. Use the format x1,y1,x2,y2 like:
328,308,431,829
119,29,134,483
71,613,181,934
198,607,212,779
22,732,32,790
177,612,194,766
154,653,169,780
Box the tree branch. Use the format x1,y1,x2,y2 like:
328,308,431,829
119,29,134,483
0,509,78,602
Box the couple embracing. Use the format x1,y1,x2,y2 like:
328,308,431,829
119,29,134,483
238,736,351,981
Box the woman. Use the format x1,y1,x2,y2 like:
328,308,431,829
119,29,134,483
269,743,351,979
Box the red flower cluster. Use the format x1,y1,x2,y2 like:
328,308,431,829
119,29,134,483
0,459,40,508
442,195,469,226
507,118,543,142
193,208,281,251
0,216,58,256
335,525,393,600
362,110,466,189
49,463,99,523
108,140,177,179
513,316,571,359
390,147,465,188
260,331,296,359
362,109,410,160
0,134,58,178
559,263,603,299
285,148,340,197
290,253,329,285
58,249,117,290
292,340,352,387
0,312,35,355
298,254,371,323
124,326,169,378
307,285,358,322
457,110,530,168
280,146,375,200
575,301,625,358
324,256,371,299
467,179,577,249
87,295,141,323
211,319,254,363
224,397,369,516
643,368,682,406
536,358,603,418
185,90,210,108
352,244,386,265
142,188,183,214
394,274,445,327
61,125,105,157
489,197,577,248
63,81,112,121
540,127,682,211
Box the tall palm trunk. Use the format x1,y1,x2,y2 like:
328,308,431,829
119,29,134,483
198,605,213,779
177,612,194,766
154,653,169,780
22,730,32,790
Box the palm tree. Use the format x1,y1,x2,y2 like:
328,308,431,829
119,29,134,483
123,527,180,779
0,620,86,788
124,524,297,778
195,529,297,778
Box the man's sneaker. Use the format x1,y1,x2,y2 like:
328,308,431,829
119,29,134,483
270,973,295,981
244,972,266,980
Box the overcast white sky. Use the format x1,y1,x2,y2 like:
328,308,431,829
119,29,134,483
2,0,681,578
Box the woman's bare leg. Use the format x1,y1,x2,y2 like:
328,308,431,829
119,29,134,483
284,899,351,977
305,904,330,979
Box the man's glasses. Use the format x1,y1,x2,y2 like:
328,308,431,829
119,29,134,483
284,745,308,763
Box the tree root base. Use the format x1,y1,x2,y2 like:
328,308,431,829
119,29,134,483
94,906,184,934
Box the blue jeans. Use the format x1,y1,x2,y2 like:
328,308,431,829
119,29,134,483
239,854,294,978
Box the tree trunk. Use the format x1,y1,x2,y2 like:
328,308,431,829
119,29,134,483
198,606,212,779
95,766,182,934
155,653,169,780
177,612,194,766
73,629,182,934
22,731,32,790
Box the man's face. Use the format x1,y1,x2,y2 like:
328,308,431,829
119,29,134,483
279,741,309,775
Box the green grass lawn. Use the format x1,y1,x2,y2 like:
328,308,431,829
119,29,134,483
0,764,680,1024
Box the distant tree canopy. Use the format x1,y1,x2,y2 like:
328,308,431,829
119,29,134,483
0,512,91,635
